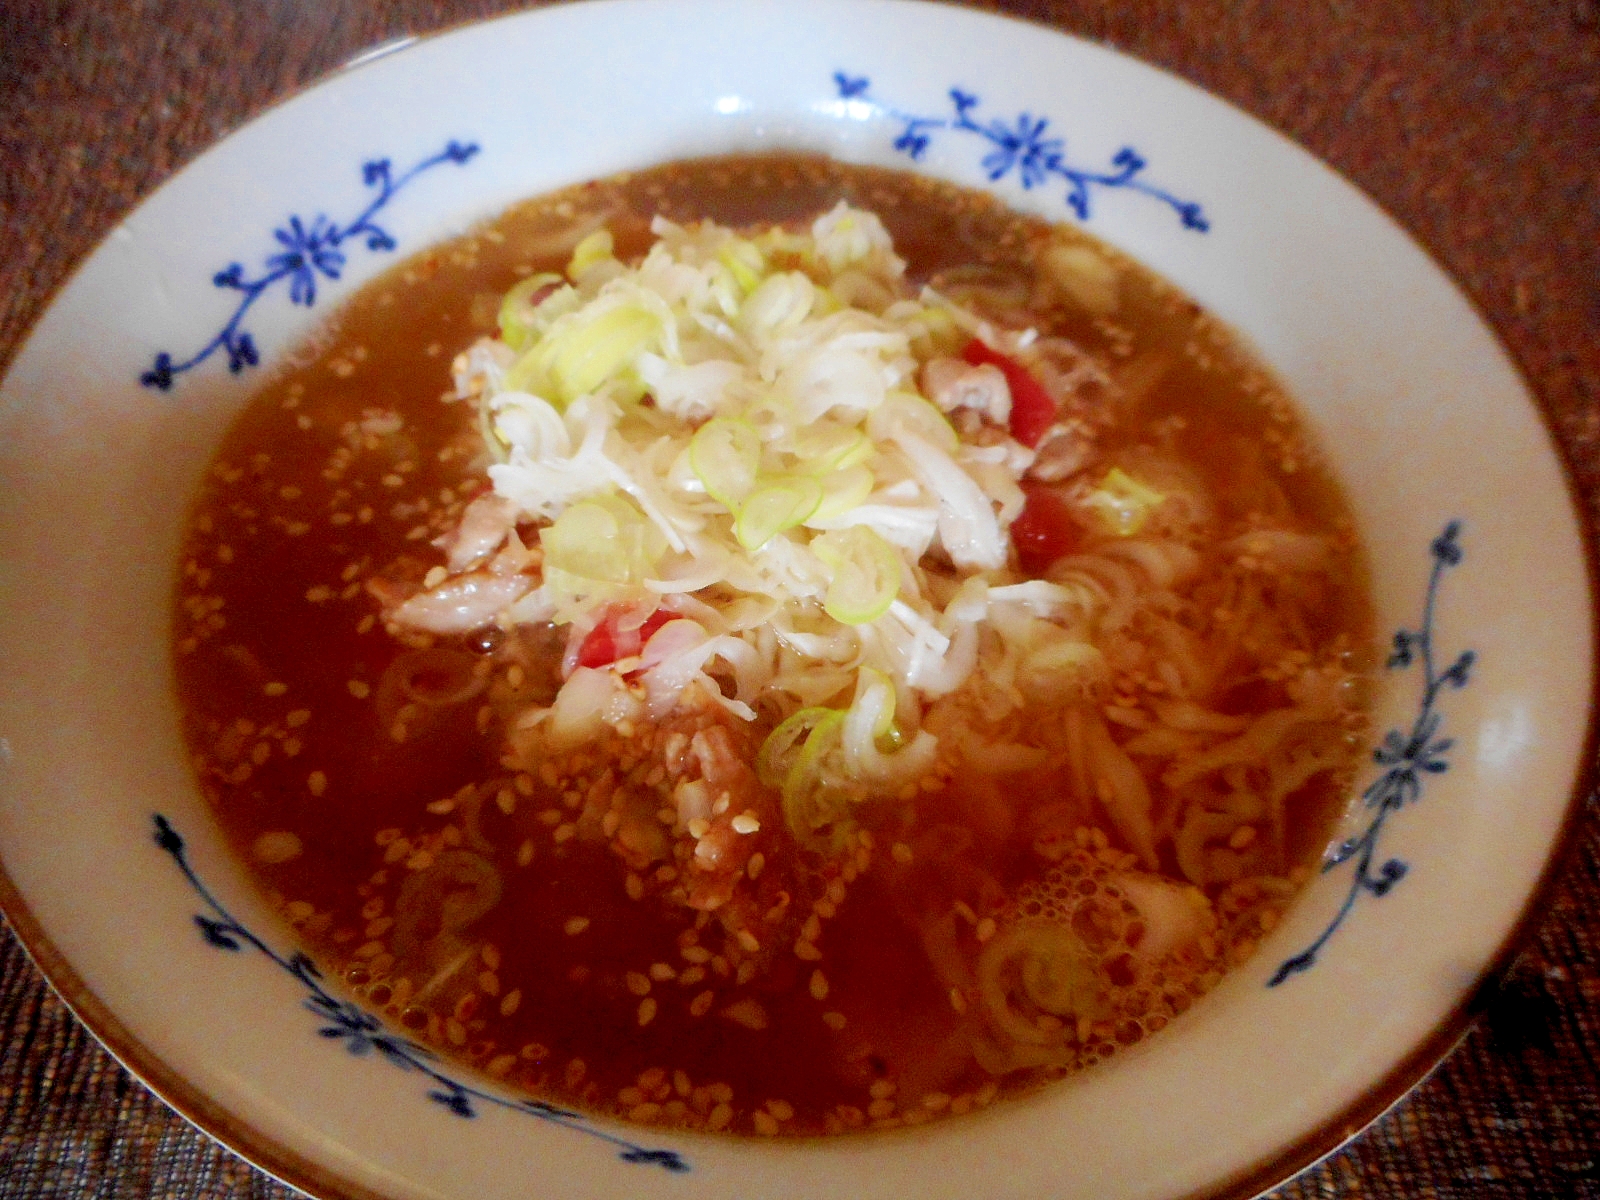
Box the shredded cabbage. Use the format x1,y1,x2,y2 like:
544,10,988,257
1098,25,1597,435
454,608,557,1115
452,204,1056,774
420,201,1348,852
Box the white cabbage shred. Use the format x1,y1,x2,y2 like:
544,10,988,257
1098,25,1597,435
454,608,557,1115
391,202,1356,865
406,203,1085,800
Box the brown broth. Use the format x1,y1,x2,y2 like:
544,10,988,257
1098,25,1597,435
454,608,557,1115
174,153,1371,1137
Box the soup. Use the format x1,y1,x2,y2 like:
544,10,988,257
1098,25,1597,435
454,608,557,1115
174,154,1372,1137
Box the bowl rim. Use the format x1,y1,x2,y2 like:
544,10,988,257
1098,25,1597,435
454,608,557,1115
1,2,1596,1198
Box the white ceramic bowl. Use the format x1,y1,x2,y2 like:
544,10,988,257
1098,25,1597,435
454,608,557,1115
0,3,1591,1198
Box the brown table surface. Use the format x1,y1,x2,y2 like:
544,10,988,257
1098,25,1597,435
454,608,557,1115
2,1,1598,1196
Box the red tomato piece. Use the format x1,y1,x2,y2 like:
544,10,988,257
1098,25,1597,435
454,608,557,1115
576,607,675,669
961,338,1058,448
1010,483,1079,575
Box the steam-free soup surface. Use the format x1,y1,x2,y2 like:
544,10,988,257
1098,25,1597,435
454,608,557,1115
176,154,1371,1137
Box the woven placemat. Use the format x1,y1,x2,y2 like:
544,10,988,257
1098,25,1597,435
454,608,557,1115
3,1,1597,1195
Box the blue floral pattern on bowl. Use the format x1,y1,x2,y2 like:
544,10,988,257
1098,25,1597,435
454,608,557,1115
1271,522,1475,985
834,72,1209,230
151,815,688,1173
140,140,479,391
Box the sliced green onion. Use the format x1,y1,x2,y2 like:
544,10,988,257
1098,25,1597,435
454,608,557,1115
689,417,761,509
538,303,661,406
567,229,615,280
1082,467,1166,536
781,711,851,838
735,477,824,550
807,465,875,524
717,239,766,294
497,272,565,352
757,706,836,788
855,667,898,741
810,285,843,316
790,422,874,474
811,526,900,624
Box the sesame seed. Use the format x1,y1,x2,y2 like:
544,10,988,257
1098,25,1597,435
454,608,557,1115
346,680,370,699
263,682,288,697
752,1111,780,1136
638,1066,667,1091
563,916,590,936
626,972,652,996
637,998,657,1026
708,1103,733,1131
307,771,327,797
284,900,316,923
822,1011,847,1031
253,831,303,864
689,990,715,1017
500,989,523,1017
891,842,914,864
809,969,829,1000
721,998,768,1030
731,812,760,834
